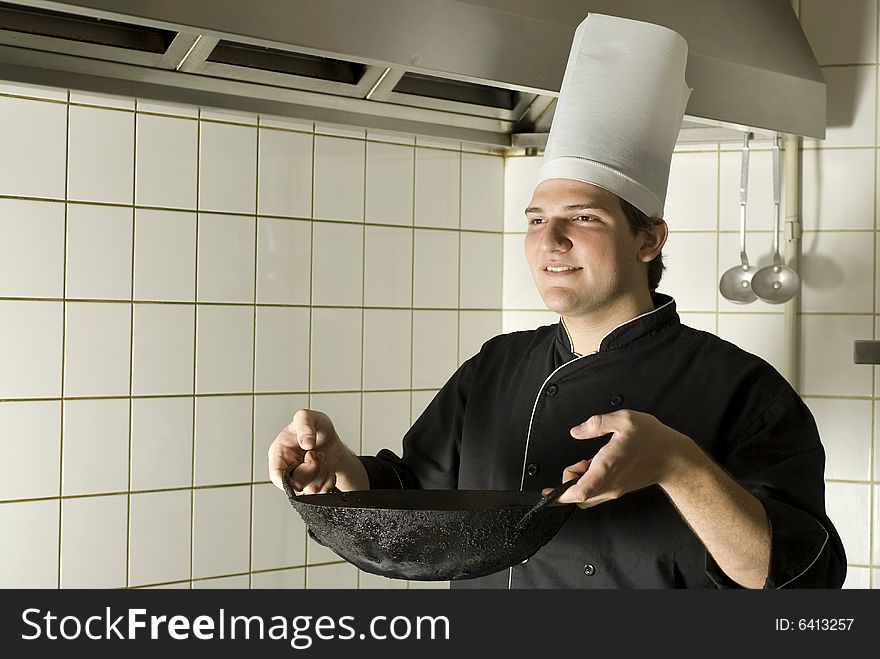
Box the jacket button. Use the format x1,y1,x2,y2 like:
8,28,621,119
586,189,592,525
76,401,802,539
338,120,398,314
526,463,540,477
609,394,623,407
546,384,559,396
584,563,596,576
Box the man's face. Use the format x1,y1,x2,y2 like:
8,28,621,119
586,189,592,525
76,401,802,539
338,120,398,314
524,179,659,320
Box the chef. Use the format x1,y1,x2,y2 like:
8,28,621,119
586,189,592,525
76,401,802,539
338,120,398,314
268,14,845,588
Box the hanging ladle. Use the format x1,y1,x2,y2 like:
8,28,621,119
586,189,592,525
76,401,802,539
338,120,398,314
751,135,800,303
719,132,757,304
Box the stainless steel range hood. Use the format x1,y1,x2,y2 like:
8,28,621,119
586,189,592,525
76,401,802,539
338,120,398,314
0,0,825,148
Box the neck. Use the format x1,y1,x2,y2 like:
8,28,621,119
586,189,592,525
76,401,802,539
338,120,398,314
562,290,655,355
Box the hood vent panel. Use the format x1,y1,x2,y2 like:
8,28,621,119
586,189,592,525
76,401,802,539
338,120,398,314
206,41,368,85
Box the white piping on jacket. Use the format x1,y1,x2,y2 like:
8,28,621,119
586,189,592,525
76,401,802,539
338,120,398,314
776,524,829,589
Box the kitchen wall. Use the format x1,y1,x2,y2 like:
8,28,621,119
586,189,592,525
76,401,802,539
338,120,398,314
503,0,878,589
0,84,504,589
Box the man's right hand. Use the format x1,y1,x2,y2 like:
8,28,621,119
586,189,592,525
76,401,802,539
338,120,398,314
268,409,343,494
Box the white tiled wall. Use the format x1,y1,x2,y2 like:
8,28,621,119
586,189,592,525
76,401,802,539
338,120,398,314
501,0,880,588
0,83,504,589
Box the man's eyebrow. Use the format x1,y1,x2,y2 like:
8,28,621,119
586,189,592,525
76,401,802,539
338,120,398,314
524,203,612,214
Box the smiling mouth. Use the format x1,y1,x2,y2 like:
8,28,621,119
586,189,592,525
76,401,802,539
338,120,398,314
543,266,582,273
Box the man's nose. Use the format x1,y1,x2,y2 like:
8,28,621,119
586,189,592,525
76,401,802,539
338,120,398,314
540,218,572,250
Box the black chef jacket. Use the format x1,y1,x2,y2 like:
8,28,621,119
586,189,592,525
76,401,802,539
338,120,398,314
359,294,847,589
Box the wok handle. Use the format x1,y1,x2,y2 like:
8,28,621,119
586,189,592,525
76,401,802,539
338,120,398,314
512,478,579,538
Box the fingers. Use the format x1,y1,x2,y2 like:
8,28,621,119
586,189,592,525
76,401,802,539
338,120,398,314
571,409,638,439
289,451,337,495
555,458,611,508
288,408,321,450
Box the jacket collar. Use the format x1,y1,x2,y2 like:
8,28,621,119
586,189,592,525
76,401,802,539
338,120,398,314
556,293,679,357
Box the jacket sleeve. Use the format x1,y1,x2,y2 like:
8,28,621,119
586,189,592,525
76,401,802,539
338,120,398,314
358,354,476,490
707,373,847,589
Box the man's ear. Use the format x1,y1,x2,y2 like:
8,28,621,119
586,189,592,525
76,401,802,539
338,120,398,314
638,219,668,262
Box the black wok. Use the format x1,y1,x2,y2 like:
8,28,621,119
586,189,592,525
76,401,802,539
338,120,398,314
282,465,577,581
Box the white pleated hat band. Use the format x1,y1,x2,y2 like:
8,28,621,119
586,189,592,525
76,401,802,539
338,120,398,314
537,14,692,219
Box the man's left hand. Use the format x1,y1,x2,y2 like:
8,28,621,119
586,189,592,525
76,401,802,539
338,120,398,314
544,409,696,508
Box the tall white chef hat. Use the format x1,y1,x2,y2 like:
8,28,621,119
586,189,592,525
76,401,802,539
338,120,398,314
536,14,691,218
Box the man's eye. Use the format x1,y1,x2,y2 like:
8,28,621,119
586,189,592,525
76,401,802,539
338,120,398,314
527,217,545,225
575,215,597,222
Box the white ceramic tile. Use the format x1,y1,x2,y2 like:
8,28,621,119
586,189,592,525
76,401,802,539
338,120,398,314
258,128,313,218
195,305,254,394
0,199,64,298
192,485,251,578
413,229,459,307
251,567,306,588
800,231,874,313
316,124,365,139
362,391,410,457
131,304,194,395
461,153,503,231
257,218,311,305
0,80,67,101
136,98,199,118
70,90,134,110
412,310,458,389
460,233,502,309
64,302,131,397
253,393,309,482
129,490,191,586
252,482,307,570
197,213,256,303
716,232,782,313
359,571,408,589
656,233,717,312
306,562,358,588
874,486,880,565
502,310,558,334
415,136,460,150
805,67,876,148
68,105,134,204
363,225,413,307
139,581,191,590
198,121,257,214
60,494,127,588
0,499,59,587
362,309,411,391
663,152,718,230
719,148,775,233
311,222,364,306
415,148,460,228
194,395,252,486
873,569,880,589
459,311,502,362
309,308,362,392
678,312,716,334
504,156,544,233
801,0,877,65
407,579,450,589
804,398,872,481
842,567,870,589
825,482,870,565
366,141,414,226
0,96,67,199
131,397,193,490
875,401,880,492
411,390,437,425
314,135,365,221
200,108,257,125
192,575,250,589
717,313,786,375
800,315,874,396
502,233,546,310
0,401,60,500
308,532,338,565
134,209,197,301
259,114,313,131
66,204,133,300
0,301,62,399
307,392,362,452
62,398,129,496
136,113,198,209
802,149,874,230
367,130,415,145
255,306,310,393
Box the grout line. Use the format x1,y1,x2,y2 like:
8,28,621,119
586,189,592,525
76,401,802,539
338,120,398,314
248,120,261,589
125,102,138,589
357,136,368,591
189,108,202,586
304,113,317,589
